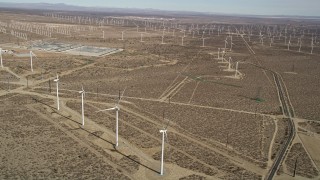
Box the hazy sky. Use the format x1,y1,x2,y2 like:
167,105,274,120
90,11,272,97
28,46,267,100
1,0,320,16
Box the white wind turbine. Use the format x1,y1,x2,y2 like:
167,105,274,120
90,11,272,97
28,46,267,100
201,37,205,47
299,38,302,52
159,113,170,176
0,48,3,68
227,57,232,71
235,62,240,78
224,38,228,50
270,37,274,47
230,39,235,51
79,86,85,127
161,35,165,44
311,38,314,54
287,40,291,50
140,33,144,42
53,74,60,110
181,36,185,46
30,51,37,72
96,88,126,147
120,31,125,40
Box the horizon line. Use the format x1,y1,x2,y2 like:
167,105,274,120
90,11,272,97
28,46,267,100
0,2,320,18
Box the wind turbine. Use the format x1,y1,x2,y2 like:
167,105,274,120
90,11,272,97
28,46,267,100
0,48,3,68
161,35,165,44
288,40,291,50
285,36,287,45
270,36,274,47
229,35,235,51
159,113,170,176
181,36,185,46
224,38,228,51
201,37,205,47
96,88,126,147
120,31,124,40
311,38,314,54
230,41,235,51
30,51,37,72
227,57,232,71
235,62,240,78
79,86,85,127
299,39,302,52
53,74,60,111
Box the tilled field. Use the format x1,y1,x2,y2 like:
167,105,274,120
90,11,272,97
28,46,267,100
0,94,130,179
1,9,320,180
129,99,274,166
65,100,262,179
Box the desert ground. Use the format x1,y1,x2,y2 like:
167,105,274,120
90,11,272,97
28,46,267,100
0,9,320,179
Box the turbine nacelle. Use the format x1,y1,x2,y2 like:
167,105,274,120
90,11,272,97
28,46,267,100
53,74,59,82
159,129,167,134
79,86,85,95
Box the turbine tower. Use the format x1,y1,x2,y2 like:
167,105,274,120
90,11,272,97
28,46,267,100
161,36,165,44
311,38,314,54
53,74,60,110
230,36,234,50
30,51,36,72
299,39,302,52
159,112,170,176
181,36,185,46
79,86,85,126
0,48,3,68
159,129,167,176
235,62,240,78
227,57,232,71
201,38,205,47
120,31,124,41
224,38,228,51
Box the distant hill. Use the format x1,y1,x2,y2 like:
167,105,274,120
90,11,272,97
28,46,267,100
0,2,319,19
0,2,207,16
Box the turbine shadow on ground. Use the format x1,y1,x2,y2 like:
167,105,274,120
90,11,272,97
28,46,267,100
32,97,81,125
33,97,159,174
115,149,160,174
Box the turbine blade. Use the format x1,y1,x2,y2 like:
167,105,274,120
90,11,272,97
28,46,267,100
164,131,169,144
164,119,170,130
117,87,127,105
162,110,165,129
96,107,116,112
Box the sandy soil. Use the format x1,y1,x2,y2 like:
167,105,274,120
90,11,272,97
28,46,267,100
1,8,320,179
